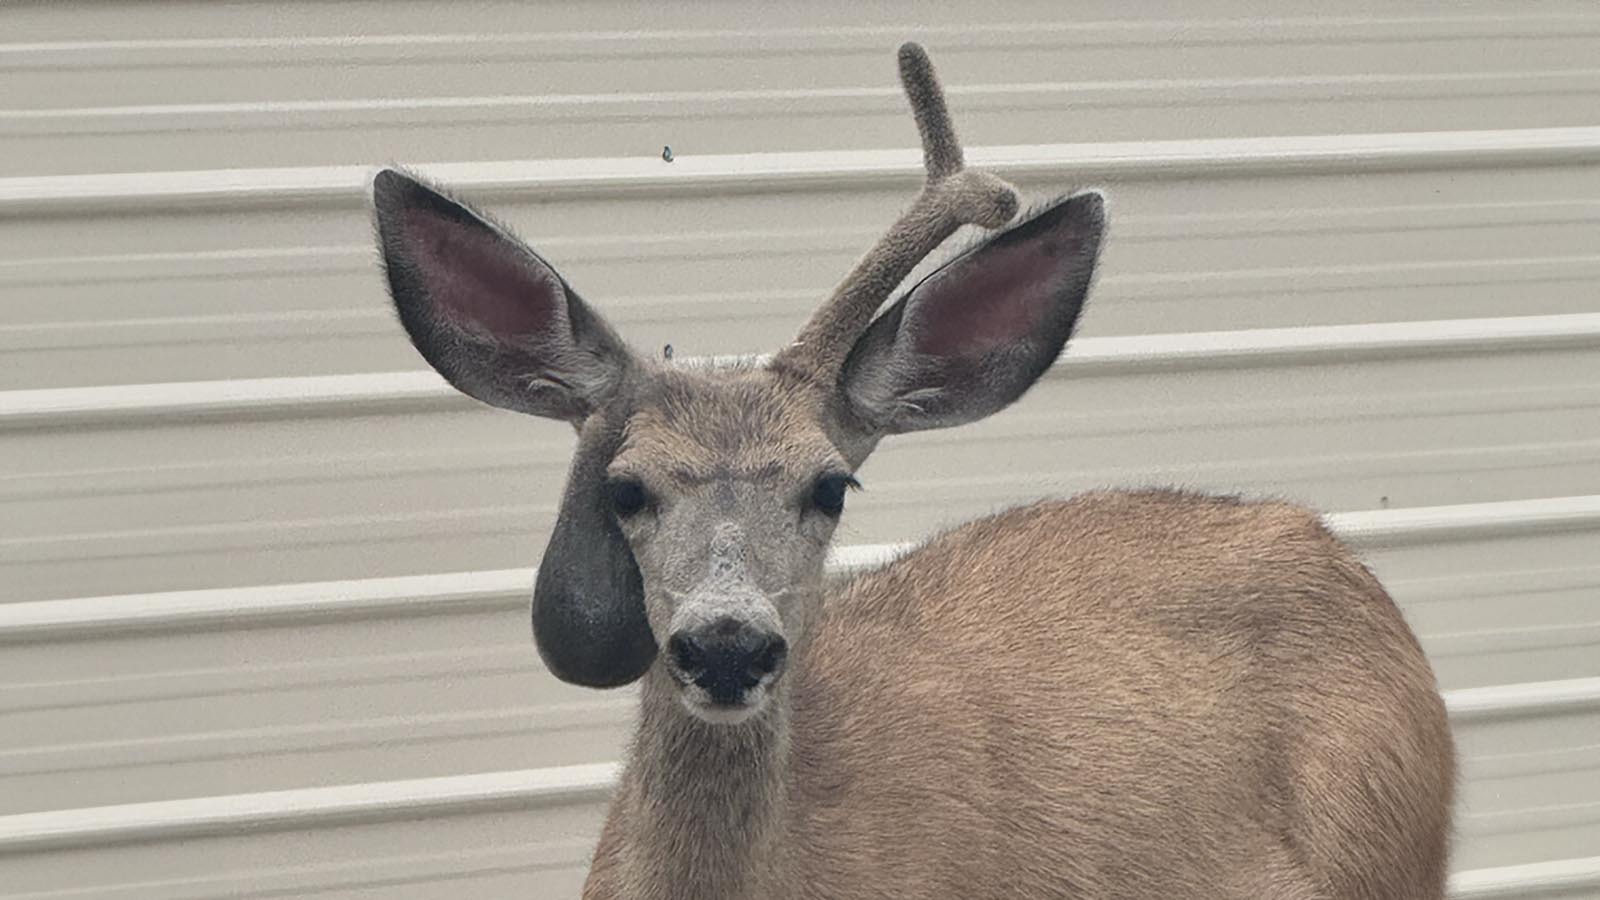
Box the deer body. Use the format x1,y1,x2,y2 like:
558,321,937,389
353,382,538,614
369,42,1454,900
585,492,1454,900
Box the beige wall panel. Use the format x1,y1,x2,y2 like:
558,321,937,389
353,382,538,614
5,2,1600,175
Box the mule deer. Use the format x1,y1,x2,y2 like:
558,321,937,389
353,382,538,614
370,42,1454,900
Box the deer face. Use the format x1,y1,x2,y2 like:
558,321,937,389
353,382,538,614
593,368,843,722
368,44,1106,722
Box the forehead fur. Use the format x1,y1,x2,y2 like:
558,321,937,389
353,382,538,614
614,366,841,480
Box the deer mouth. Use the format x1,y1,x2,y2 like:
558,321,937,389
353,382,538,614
677,682,773,725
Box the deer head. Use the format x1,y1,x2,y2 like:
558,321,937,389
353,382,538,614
369,44,1105,719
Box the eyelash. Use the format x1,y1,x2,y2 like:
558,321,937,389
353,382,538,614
607,473,860,519
810,473,861,517
607,477,652,518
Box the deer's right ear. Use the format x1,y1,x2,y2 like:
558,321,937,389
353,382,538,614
371,168,635,422
838,192,1105,436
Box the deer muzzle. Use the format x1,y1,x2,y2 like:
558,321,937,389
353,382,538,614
664,524,788,718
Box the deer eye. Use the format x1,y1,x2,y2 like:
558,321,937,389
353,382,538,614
607,477,652,518
810,473,860,518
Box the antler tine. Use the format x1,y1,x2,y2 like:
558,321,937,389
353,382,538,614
899,42,965,180
775,42,1020,381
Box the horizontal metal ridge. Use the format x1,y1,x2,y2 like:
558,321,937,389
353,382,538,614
3,496,1594,640
1449,854,1600,898
1444,676,1600,720
0,569,532,639
7,15,1600,62
0,763,618,855
15,73,1600,137
1325,494,1600,544
3,127,1600,213
6,313,1598,428
0,671,1589,855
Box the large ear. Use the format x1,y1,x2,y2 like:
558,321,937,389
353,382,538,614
838,192,1105,435
531,414,657,688
371,168,636,421
373,168,654,686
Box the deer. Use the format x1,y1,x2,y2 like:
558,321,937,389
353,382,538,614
368,42,1455,900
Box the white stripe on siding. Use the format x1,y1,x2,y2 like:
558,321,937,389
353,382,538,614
3,126,1600,213
1447,676,1600,719
1449,855,1600,899
0,763,618,855
8,17,1598,60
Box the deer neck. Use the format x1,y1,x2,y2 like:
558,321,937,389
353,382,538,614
622,665,793,898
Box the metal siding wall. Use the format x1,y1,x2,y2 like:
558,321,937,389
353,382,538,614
1,2,1597,896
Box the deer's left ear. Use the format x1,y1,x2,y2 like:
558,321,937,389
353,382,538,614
532,415,656,688
839,192,1105,435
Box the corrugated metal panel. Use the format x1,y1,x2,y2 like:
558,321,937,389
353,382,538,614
6,1,1600,174
2,2,1596,897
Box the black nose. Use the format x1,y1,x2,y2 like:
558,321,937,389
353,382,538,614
667,619,787,705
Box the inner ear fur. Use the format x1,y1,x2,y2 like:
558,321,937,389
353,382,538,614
370,167,637,423
838,191,1106,436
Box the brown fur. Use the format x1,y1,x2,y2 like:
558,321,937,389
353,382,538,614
617,367,840,481
586,490,1455,899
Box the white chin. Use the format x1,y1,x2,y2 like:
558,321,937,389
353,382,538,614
680,689,768,725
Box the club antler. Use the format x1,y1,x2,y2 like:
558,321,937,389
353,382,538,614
775,42,1021,380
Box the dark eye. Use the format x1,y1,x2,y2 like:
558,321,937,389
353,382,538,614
607,478,651,518
810,473,860,517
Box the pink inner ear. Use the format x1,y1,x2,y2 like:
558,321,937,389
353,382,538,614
909,238,1060,358
402,206,563,337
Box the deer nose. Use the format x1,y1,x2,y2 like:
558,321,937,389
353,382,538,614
667,618,787,705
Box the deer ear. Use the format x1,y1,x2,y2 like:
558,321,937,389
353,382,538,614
371,168,636,422
839,192,1105,435
532,417,657,687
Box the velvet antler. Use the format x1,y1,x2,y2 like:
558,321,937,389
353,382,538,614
775,42,1021,380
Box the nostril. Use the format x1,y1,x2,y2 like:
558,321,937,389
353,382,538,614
672,626,786,703
751,634,788,678
669,633,705,674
